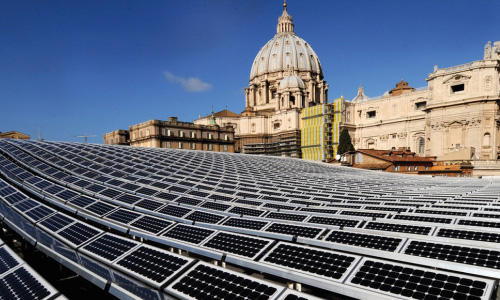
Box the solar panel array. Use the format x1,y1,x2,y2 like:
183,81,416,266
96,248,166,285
0,139,499,299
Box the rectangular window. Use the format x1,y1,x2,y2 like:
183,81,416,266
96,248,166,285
162,129,166,136
425,166,428,171
208,133,212,139
208,144,213,150
223,145,228,152
179,130,184,137
146,129,150,136
451,84,464,93
178,142,183,149
414,166,418,171
191,132,196,138
115,138,118,143
415,101,427,110
167,130,172,136
366,111,376,118
224,134,228,141
140,131,143,137
133,132,136,139
407,166,411,171
166,141,171,148
190,143,195,150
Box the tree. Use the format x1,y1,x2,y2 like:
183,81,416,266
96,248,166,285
337,128,355,155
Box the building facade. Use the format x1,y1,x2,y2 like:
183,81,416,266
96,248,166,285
103,130,129,145
103,117,236,153
128,117,235,152
344,40,500,163
195,2,328,158
0,131,30,140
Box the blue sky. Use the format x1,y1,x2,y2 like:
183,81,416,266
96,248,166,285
1,0,499,143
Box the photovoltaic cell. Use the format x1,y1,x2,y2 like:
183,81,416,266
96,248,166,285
38,213,74,232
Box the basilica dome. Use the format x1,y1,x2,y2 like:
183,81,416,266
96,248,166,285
279,74,305,90
249,3,323,81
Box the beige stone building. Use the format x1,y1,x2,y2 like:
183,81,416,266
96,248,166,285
0,131,30,140
195,3,328,157
344,39,500,166
125,117,235,152
103,130,129,145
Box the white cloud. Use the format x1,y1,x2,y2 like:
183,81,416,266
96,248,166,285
163,71,212,92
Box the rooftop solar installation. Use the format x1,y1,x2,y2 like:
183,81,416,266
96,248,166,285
2,139,500,299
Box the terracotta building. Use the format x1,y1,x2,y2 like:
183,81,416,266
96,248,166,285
341,149,435,174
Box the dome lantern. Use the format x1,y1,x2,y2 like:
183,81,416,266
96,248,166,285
277,1,294,34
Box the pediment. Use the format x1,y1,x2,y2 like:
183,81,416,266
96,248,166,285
443,74,471,84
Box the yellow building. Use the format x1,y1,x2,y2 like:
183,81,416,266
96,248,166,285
300,96,344,161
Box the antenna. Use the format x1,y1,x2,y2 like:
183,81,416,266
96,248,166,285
75,134,97,144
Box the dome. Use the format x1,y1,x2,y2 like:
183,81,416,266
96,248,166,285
352,84,371,103
249,4,322,81
279,74,305,90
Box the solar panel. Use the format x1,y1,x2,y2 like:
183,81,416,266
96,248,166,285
404,239,500,269
346,258,495,300
134,199,164,211
0,247,22,276
105,209,142,224
324,230,403,251
84,201,117,216
437,228,500,243
0,267,55,300
222,218,269,230
307,216,360,227
57,222,102,247
200,201,231,212
157,205,192,218
24,205,56,222
167,262,283,300
114,244,192,288
202,232,272,259
265,223,324,239
364,221,433,235
228,207,264,217
261,242,360,281
162,224,215,245
81,233,140,263
129,215,173,234
68,195,95,208
38,213,74,232
186,211,225,224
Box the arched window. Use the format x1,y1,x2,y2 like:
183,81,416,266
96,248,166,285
417,137,425,154
483,133,491,147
